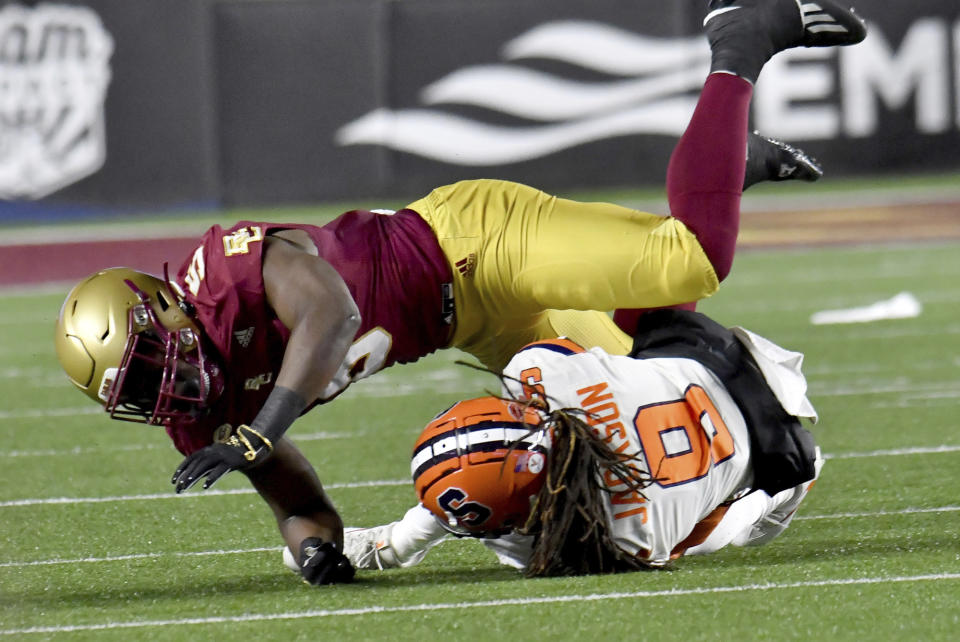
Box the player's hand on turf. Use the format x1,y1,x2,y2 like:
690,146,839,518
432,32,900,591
171,425,273,493
298,537,356,585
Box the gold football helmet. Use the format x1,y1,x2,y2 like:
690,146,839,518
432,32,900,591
54,267,222,425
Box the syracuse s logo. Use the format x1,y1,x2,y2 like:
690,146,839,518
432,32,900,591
0,3,114,200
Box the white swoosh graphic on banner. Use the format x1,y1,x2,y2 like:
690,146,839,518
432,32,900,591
503,20,709,74
421,63,709,121
335,20,709,165
335,98,697,165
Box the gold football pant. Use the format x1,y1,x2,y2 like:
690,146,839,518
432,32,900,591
407,179,718,371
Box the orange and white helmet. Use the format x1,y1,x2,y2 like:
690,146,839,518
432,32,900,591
411,397,550,537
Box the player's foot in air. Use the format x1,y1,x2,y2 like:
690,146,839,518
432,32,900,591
743,130,822,190
704,0,867,84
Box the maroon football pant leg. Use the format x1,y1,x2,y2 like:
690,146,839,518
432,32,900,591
614,72,753,335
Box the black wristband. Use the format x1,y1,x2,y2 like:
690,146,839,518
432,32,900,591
250,386,309,443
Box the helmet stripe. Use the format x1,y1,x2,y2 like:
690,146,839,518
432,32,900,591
411,420,547,481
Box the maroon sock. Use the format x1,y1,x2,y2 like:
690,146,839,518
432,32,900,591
666,72,753,281
614,73,752,336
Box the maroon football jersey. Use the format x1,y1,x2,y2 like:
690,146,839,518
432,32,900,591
165,210,452,455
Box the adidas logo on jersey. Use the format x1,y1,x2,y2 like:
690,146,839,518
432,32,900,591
455,253,477,277
234,327,255,348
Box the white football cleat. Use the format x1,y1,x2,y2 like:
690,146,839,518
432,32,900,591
342,523,403,570
745,447,825,546
282,530,402,573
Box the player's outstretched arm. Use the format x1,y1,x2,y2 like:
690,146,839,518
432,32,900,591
171,231,361,493
245,437,355,585
262,231,361,416
342,504,449,571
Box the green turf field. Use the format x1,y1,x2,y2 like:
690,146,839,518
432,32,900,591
1,238,958,640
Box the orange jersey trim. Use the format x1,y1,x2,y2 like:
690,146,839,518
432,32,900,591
517,337,587,355
670,504,732,559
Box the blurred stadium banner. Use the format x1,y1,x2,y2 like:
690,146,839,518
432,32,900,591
1,0,958,219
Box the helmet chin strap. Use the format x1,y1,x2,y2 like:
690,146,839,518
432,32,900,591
163,263,196,317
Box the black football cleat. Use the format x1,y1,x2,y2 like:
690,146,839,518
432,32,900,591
704,0,868,84
743,131,823,190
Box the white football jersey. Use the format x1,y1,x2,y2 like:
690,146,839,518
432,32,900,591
501,340,758,567
340,332,818,573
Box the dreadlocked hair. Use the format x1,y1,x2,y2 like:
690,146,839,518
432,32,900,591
452,359,657,576
518,407,656,577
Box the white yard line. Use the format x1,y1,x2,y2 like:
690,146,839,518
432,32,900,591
795,506,960,521
1,573,958,635
2,365,483,405
1,505,955,570
802,325,960,341
1,444,956,506
0,431,354,458
1,372,955,415
0,406,103,419
823,445,960,459
811,380,960,398
0,547,281,568
0,479,410,508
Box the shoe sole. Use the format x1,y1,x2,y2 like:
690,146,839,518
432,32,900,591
799,1,867,47
704,0,866,49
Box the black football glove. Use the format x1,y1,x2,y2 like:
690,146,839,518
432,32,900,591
298,538,356,586
172,425,273,493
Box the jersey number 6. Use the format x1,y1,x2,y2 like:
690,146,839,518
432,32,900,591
632,385,735,487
